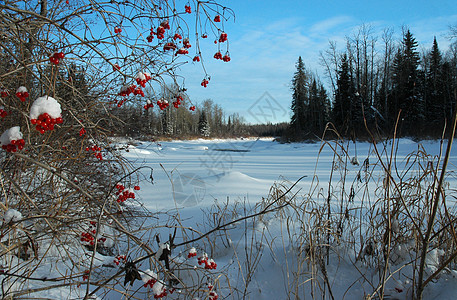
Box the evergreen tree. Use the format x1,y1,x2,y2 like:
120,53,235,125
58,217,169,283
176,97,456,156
425,37,446,133
198,111,210,137
333,53,354,136
390,29,424,135
290,56,308,138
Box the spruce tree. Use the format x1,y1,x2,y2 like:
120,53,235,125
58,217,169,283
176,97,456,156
198,111,210,137
425,37,445,133
290,56,308,139
390,29,424,135
333,53,354,136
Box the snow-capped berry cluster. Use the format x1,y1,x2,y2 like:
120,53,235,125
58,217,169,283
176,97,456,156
16,86,29,102
115,183,136,203
197,253,217,269
218,32,228,43
183,37,191,49
85,144,103,160
30,96,63,133
209,290,219,300
114,26,122,34
144,99,154,110
80,221,107,246
157,99,169,110
114,255,126,266
155,20,170,39
118,84,137,97
31,113,63,133
176,47,188,56
163,42,177,51
173,95,183,108
135,71,152,87
49,52,65,65
187,247,197,258
0,106,8,118
0,127,25,152
141,269,169,298
142,269,157,288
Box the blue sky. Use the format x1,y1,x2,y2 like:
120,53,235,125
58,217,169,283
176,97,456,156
180,0,457,124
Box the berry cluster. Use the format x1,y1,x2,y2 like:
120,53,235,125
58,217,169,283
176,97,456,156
193,55,200,62
79,128,86,136
31,113,63,134
114,255,126,266
214,15,221,22
141,270,170,298
183,38,191,49
189,105,196,111
173,95,183,108
156,20,170,39
135,71,152,87
80,221,107,246
85,144,103,160
201,78,210,88
187,247,197,258
218,32,228,43
185,5,191,13
144,99,154,110
0,107,8,118
214,51,223,60
115,183,136,203
143,277,157,288
207,283,218,300
1,89,9,98
214,51,230,62
114,26,122,34
16,86,29,102
173,33,182,40
112,63,120,71
163,42,177,51
118,84,137,97
157,99,169,110
197,253,217,270
115,99,127,107
82,270,90,281
49,52,65,65
209,290,219,300
222,52,231,62
2,139,25,152
175,47,188,56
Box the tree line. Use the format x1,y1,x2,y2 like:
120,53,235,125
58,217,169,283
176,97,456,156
287,25,457,141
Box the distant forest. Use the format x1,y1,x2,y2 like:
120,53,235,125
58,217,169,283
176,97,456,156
89,25,457,141
287,25,457,141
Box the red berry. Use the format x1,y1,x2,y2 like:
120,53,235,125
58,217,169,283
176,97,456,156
214,15,221,22
185,5,191,13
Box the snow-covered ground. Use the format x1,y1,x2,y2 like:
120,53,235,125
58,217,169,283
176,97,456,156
119,137,457,299
4,137,457,299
